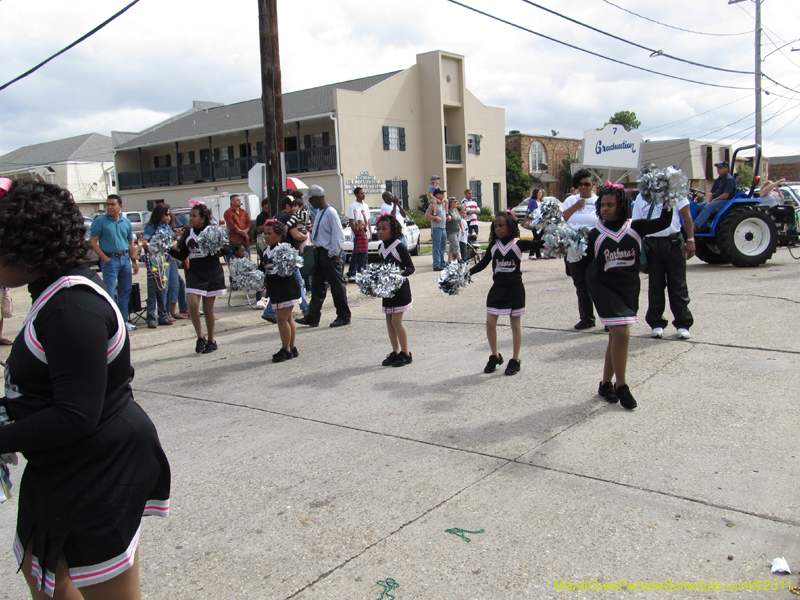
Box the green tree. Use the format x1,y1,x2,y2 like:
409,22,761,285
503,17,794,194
605,110,641,132
735,163,754,189
560,155,580,198
506,146,531,206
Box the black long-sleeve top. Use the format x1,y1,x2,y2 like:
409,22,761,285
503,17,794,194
469,237,536,286
379,239,415,276
168,225,225,266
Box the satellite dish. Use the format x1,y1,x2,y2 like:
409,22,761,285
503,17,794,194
551,129,559,137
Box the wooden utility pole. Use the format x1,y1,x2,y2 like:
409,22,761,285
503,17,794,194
258,0,285,216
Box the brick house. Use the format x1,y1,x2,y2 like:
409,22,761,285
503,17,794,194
766,155,800,182
505,131,581,198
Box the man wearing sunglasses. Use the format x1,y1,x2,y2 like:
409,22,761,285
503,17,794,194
561,169,599,330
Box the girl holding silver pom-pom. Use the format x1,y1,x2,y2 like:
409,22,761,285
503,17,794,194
568,185,672,410
468,211,539,376
376,213,415,367
261,220,302,363
168,204,227,354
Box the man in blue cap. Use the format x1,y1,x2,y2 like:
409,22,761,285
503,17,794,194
693,160,738,230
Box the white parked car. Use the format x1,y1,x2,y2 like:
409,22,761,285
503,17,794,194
511,196,560,224
342,208,420,259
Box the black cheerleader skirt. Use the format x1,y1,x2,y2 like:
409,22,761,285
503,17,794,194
585,262,639,326
382,279,412,314
266,273,301,310
486,282,526,317
13,400,170,595
185,257,226,297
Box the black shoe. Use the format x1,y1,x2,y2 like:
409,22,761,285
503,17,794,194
574,320,596,330
484,353,504,373
393,351,413,367
604,325,609,332
291,347,299,358
295,317,318,327
272,348,293,363
505,358,521,376
433,266,444,271
262,315,277,324
615,384,637,410
598,381,618,403
195,337,207,353
382,351,398,366
329,318,350,328
202,340,218,354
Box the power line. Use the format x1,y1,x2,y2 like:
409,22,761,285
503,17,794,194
446,0,752,90
0,0,140,93
521,0,754,75
598,0,751,37
640,95,751,134
765,108,800,142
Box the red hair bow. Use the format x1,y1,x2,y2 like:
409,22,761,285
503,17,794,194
0,178,12,198
604,180,624,189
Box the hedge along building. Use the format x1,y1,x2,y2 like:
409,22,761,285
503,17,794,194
112,50,505,214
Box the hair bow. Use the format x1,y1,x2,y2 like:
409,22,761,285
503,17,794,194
0,178,12,198
377,212,391,220
604,180,624,189
505,209,518,221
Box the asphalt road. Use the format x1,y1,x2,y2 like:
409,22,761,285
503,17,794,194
1,248,799,599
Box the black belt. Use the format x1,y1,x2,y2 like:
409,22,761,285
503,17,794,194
105,251,128,257
649,233,681,241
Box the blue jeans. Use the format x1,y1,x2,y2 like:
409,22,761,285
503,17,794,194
167,260,188,311
262,268,309,319
693,199,728,230
146,275,168,324
101,256,132,321
347,252,368,277
431,227,446,268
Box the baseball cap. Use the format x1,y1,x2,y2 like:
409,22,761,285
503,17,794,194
432,188,445,196
430,175,441,181
714,160,730,168
303,184,325,199
448,196,458,203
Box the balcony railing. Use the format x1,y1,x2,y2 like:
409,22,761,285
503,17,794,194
445,144,462,164
118,147,338,191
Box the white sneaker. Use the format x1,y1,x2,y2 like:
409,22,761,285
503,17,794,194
125,322,137,331
677,328,691,340
651,327,664,339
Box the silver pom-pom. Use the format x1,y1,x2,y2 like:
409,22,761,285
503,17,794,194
230,258,265,292
438,261,471,296
531,198,564,231
356,263,406,298
271,243,304,277
197,225,228,256
147,228,174,255
638,166,688,209
544,225,589,262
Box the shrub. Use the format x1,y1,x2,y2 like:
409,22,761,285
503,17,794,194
407,209,430,229
478,206,494,222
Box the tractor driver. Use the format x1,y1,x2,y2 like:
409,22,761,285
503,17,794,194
693,160,738,230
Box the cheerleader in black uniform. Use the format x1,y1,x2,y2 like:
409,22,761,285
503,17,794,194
469,211,538,376
569,185,672,409
0,179,170,599
168,204,226,354
375,213,415,367
262,220,302,363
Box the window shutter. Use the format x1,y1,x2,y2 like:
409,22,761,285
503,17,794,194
476,180,482,206
401,180,409,208
399,127,406,151
303,135,311,149
385,180,393,194
227,146,234,160
165,154,172,167
213,148,220,162
322,132,330,147
382,126,390,151
154,156,160,168
475,135,481,155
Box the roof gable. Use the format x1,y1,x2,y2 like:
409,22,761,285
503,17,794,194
0,133,113,173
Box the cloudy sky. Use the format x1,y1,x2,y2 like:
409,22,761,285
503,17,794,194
1,0,799,161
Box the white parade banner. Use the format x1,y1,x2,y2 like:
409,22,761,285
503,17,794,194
581,125,643,170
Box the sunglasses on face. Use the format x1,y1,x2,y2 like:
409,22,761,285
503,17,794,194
578,182,592,188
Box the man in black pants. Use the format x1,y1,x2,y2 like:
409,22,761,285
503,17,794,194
296,185,351,328
561,170,598,329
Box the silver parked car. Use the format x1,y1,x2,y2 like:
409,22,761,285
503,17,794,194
342,207,420,259
122,210,151,237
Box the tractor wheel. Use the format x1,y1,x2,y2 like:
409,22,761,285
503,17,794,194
694,239,729,265
716,206,777,267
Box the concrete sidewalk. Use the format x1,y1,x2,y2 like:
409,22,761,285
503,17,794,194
1,250,799,599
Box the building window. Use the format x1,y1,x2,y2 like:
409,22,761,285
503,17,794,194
467,134,481,155
382,126,406,151
469,180,482,207
385,179,409,208
303,132,330,149
529,141,548,173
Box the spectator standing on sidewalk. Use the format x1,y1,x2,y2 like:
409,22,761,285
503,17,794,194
90,194,139,331
425,188,448,270
461,189,480,238
346,187,371,282
224,194,251,260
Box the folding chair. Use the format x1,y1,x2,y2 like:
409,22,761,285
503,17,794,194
128,282,148,323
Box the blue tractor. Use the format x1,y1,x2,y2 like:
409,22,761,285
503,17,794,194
691,144,799,267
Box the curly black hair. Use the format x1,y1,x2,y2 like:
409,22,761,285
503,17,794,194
489,211,520,243
191,203,213,228
376,213,403,240
264,219,286,240
595,186,631,221
0,178,91,275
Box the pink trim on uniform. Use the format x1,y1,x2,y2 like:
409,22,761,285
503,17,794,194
273,298,301,310
29,555,56,596
143,498,170,517
186,287,227,297
68,526,140,589
599,315,638,326
382,301,412,314
486,307,526,316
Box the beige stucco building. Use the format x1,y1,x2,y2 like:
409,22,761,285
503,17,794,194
113,50,506,214
0,133,116,212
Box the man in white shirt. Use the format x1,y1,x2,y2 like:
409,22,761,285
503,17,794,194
346,187,371,281
461,189,480,238
632,194,695,340
380,191,409,244
561,169,599,330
